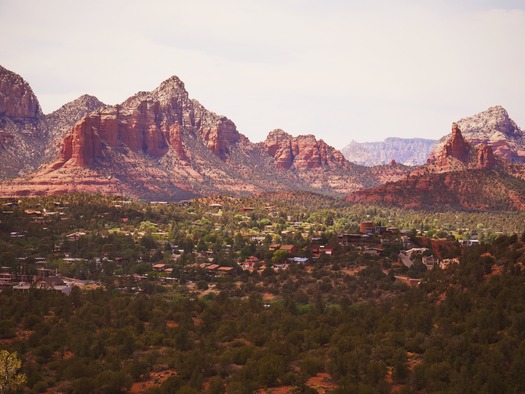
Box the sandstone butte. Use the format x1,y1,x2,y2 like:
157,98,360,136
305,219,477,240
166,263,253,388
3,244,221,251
1,66,387,199
346,123,525,210
1,64,524,206
262,129,348,170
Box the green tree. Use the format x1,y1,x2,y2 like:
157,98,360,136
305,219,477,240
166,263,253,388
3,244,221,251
0,350,27,393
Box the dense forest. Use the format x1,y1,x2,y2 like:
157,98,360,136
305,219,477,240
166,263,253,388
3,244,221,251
1,193,525,392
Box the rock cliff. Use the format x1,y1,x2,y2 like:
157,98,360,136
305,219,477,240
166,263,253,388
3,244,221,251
263,129,347,170
1,69,380,199
0,65,42,122
477,145,496,170
442,122,469,162
2,65,523,206
0,66,107,178
54,76,242,169
346,169,525,210
428,106,525,163
346,120,523,209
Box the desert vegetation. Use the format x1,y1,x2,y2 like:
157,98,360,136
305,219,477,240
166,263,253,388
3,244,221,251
1,193,525,392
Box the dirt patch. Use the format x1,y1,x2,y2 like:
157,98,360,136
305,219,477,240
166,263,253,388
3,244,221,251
484,264,503,278
166,320,178,328
341,266,365,276
306,372,338,393
262,292,277,302
255,386,294,394
130,369,177,393
0,329,33,345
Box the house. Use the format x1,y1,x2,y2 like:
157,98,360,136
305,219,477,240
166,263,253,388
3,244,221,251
67,231,87,240
242,256,261,271
217,266,235,275
35,276,65,289
375,226,387,235
400,236,413,248
399,248,431,268
405,248,429,259
280,245,298,254
287,257,309,264
363,248,384,256
273,262,289,271
398,252,413,268
322,245,336,256
360,221,374,234
337,234,362,246
439,258,460,270
152,263,169,272
10,232,25,238
33,277,73,295
422,256,438,270
269,244,281,251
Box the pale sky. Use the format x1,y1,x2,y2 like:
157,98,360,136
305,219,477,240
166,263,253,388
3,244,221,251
1,0,524,148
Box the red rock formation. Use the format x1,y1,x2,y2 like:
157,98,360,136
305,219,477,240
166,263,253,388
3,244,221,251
168,123,188,161
64,116,103,167
442,122,469,162
428,106,525,163
53,75,244,169
0,65,42,121
263,130,347,170
198,117,240,160
346,168,525,210
264,130,294,169
477,145,495,169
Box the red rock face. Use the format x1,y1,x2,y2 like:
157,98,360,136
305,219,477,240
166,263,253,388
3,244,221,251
346,170,525,210
168,123,188,161
477,145,495,169
54,76,242,169
263,130,347,170
264,130,294,169
65,116,103,167
198,117,240,160
0,66,42,121
442,123,469,162
428,106,525,164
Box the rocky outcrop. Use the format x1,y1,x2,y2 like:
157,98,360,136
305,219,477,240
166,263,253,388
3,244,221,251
0,65,42,122
263,129,347,170
61,116,103,167
346,116,524,210
54,76,243,168
477,145,495,169
263,129,294,169
2,65,523,204
442,122,469,162
0,66,46,178
342,138,436,166
0,66,109,178
428,106,525,163
347,170,525,210
425,122,474,173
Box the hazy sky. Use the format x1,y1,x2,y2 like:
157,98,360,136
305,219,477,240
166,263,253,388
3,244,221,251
1,0,524,148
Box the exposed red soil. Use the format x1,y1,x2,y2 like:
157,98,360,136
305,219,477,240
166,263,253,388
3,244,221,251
129,369,177,393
